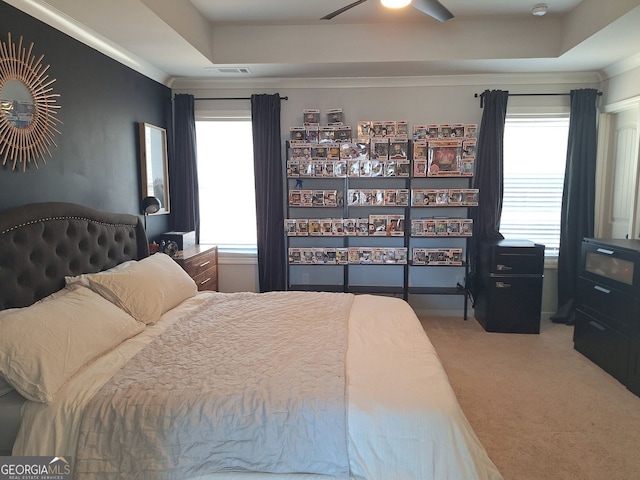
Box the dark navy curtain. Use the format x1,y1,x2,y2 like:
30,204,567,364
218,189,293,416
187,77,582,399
551,89,598,325
251,94,285,292
171,94,200,243
466,89,508,303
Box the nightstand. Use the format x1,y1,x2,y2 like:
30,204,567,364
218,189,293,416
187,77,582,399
173,245,218,292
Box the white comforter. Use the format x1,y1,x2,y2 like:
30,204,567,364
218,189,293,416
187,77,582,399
75,292,352,478
14,293,503,480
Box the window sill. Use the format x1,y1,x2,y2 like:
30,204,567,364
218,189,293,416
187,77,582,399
207,245,258,265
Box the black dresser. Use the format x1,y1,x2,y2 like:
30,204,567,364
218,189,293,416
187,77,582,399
474,239,545,334
574,238,640,397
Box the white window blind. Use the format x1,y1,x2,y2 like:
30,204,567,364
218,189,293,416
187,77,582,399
500,116,569,256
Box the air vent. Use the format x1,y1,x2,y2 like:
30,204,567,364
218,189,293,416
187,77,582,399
208,67,252,75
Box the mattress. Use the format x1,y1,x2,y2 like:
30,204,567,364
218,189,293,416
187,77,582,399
12,292,502,480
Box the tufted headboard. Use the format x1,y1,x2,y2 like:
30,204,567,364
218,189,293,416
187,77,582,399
0,202,149,311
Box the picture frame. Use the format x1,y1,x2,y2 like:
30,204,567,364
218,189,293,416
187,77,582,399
139,122,170,214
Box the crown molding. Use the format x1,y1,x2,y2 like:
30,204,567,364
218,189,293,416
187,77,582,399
171,71,602,92
5,0,172,86
602,52,640,80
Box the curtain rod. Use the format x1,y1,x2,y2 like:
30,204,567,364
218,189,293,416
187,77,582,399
474,91,602,107
193,96,288,101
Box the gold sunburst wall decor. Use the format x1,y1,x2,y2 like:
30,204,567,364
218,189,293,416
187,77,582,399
0,32,62,171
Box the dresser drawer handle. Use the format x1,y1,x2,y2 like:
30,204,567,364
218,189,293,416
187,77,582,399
199,260,211,268
589,320,606,332
593,285,611,294
199,277,211,285
495,281,511,288
496,264,512,271
596,248,614,255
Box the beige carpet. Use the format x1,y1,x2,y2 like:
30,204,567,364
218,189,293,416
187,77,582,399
420,315,640,480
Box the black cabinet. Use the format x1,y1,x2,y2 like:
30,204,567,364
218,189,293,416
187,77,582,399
629,340,640,397
574,238,640,395
474,239,545,334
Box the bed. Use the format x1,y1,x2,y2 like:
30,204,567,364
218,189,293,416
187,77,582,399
0,202,503,480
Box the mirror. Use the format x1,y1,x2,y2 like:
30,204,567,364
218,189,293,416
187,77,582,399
139,123,170,214
0,33,62,171
1,80,34,128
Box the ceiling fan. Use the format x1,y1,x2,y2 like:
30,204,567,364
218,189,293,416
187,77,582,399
321,0,454,22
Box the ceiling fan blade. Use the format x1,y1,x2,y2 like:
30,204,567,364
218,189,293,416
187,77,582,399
412,0,454,22
321,0,370,20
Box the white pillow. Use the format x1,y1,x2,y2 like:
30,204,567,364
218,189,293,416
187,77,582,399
75,253,198,325
65,260,137,288
0,287,144,403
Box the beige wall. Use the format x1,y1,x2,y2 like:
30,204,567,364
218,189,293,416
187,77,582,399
217,252,259,293
602,64,640,105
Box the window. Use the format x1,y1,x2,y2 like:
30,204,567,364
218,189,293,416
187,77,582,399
500,116,569,256
195,119,257,249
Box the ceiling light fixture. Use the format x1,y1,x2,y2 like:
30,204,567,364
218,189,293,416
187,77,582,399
531,3,548,16
381,0,412,9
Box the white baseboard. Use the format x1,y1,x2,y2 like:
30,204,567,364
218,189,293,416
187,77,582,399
411,307,475,318
412,308,557,322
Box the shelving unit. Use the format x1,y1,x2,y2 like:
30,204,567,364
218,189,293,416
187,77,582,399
285,146,410,298
286,174,347,293
407,176,474,319
284,119,477,318
343,174,410,298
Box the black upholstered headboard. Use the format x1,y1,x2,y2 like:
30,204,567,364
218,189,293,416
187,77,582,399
0,202,149,311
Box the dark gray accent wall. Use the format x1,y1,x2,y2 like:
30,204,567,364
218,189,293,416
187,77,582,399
0,2,171,238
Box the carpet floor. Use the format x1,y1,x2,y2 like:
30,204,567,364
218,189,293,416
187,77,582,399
420,315,640,480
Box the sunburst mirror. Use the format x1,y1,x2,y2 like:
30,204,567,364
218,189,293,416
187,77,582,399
0,33,62,171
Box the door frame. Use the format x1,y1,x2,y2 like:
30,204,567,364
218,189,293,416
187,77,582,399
596,96,640,239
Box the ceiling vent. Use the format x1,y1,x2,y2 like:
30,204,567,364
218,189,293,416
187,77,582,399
208,67,252,75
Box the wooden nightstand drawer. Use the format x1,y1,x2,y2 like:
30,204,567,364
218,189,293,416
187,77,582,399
192,266,217,291
173,245,218,292
181,249,216,278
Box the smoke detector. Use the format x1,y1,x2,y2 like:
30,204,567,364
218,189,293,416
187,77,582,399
531,3,548,16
